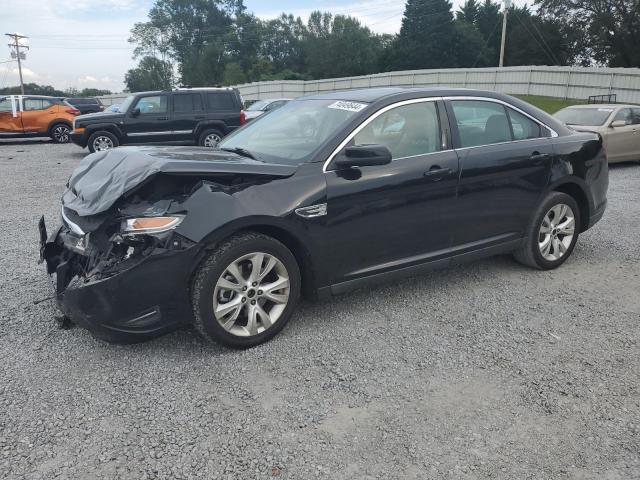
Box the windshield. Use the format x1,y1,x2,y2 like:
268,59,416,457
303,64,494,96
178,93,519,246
554,107,614,126
118,95,135,113
246,100,269,111
219,99,368,165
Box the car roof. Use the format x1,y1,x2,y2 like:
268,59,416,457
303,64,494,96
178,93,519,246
298,87,532,103
560,104,637,109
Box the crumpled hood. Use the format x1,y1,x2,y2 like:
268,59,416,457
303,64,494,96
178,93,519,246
62,146,298,217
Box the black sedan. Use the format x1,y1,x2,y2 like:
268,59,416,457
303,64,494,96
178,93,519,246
40,87,608,348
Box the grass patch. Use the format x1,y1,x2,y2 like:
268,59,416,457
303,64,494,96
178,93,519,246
513,95,584,114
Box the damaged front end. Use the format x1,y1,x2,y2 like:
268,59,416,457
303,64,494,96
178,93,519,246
40,201,201,343
39,147,298,343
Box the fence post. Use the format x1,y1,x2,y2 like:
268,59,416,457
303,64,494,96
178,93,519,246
564,68,571,100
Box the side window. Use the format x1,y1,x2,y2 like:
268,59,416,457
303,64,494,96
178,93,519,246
632,108,640,125
613,108,633,125
134,95,168,114
207,93,235,111
0,98,13,112
451,100,511,148
173,93,203,113
507,108,542,140
353,101,441,160
24,98,45,111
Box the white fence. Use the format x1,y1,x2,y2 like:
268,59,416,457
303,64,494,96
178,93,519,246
98,66,640,105
233,66,640,104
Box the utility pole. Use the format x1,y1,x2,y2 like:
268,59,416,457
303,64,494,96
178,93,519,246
5,33,29,95
498,0,510,67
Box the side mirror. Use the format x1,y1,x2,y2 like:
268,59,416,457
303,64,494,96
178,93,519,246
334,144,392,169
131,107,141,117
610,120,626,128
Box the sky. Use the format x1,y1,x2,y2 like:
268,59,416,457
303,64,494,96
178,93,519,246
0,0,471,93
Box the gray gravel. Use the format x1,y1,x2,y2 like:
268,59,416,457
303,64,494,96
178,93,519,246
1,139,639,480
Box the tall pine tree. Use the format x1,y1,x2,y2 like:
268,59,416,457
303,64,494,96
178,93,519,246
394,0,458,70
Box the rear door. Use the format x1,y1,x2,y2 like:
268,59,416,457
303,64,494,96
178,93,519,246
445,98,554,252
21,97,58,133
170,92,205,141
605,108,640,162
122,94,172,143
0,96,23,134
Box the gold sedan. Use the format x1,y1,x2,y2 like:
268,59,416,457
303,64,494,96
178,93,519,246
554,104,640,164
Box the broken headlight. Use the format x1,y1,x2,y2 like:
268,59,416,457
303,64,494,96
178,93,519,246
122,216,184,235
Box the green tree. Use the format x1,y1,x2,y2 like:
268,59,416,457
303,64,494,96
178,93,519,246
125,56,175,92
536,0,639,67
457,0,480,23
393,0,458,70
0,83,65,96
261,14,307,75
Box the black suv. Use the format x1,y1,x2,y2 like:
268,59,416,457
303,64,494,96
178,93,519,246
64,97,104,114
42,88,608,348
70,88,245,152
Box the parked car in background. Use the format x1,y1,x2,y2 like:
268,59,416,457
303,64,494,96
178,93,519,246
244,98,291,121
104,103,121,113
41,88,608,348
70,87,246,152
64,97,104,114
0,95,80,143
554,104,640,163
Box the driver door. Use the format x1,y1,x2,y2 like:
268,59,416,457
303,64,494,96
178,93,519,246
122,94,173,143
0,96,23,134
325,99,459,285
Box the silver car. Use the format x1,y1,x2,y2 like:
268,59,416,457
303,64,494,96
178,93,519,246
554,104,640,163
244,98,291,121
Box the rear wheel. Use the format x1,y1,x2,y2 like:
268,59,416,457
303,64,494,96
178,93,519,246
513,192,580,270
192,232,301,348
88,131,119,153
50,123,71,143
198,129,223,148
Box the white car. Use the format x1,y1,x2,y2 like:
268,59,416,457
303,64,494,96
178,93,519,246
554,104,640,164
244,98,291,121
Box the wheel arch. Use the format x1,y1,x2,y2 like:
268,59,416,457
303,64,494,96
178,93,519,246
86,123,124,140
551,180,591,232
47,119,72,135
200,222,319,300
195,121,228,139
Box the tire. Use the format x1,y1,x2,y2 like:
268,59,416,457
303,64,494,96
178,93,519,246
88,131,119,153
192,232,301,348
198,129,223,148
50,123,71,144
513,192,581,270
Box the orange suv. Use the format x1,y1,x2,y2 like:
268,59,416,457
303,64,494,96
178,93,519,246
0,95,80,143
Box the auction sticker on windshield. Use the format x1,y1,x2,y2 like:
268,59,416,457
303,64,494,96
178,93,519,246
328,101,368,112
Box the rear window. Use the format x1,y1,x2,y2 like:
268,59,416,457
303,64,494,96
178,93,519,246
207,92,236,111
174,93,204,113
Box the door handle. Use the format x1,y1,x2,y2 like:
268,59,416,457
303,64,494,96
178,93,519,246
530,152,551,164
423,166,451,181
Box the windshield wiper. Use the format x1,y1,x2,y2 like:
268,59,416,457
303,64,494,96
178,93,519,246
220,147,259,160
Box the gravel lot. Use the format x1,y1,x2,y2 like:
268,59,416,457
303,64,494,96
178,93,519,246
1,139,639,480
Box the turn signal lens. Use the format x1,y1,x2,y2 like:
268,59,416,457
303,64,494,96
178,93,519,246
123,216,183,235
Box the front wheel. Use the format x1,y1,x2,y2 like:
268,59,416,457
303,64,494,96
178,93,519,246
88,131,119,153
50,123,71,143
513,192,580,270
191,233,301,348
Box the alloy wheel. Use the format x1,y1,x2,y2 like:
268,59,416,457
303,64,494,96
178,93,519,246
53,125,70,143
93,136,114,151
213,252,290,337
538,203,575,261
203,133,221,148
